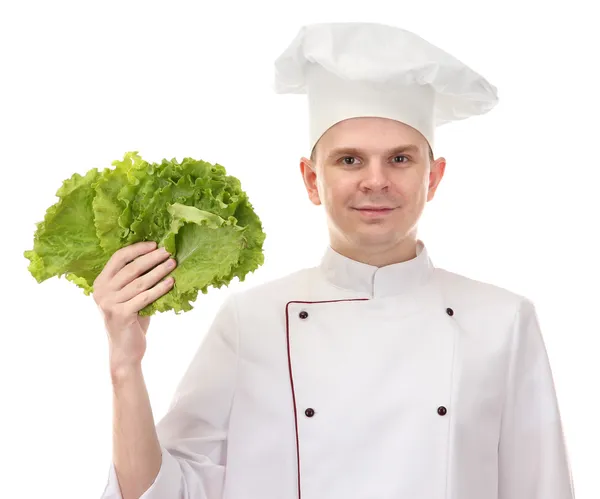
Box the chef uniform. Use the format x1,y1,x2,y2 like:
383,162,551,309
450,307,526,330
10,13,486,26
101,22,575,499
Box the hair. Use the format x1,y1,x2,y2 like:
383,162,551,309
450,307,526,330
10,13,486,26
310,143,435,163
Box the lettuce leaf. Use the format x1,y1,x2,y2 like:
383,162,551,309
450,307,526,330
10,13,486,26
24,151,266,315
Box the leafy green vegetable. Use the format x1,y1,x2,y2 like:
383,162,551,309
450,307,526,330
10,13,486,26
24,151,266,316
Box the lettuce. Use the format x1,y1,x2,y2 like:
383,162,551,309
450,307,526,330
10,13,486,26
24,151,266,316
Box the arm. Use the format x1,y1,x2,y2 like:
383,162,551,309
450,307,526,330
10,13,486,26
101,294,240,499
498,298,575,498
109,365,163,499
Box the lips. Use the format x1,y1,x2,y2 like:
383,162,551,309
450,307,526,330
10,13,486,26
353,206,396,217
356,207,393,211
354,206,396,211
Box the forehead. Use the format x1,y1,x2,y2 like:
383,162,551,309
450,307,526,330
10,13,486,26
317,117,426,152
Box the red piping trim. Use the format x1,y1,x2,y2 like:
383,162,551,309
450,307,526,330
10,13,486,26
285,298,369,499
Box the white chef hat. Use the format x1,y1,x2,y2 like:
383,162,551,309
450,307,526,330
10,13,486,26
273,22,499,155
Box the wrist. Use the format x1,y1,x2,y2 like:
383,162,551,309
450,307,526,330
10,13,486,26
110,360,143,385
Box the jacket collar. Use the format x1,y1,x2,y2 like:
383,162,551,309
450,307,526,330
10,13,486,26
320,239,435,298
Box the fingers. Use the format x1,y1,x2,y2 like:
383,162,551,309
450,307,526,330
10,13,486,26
120,273,175,316
96,241,158,285
115,255,177,304
110,246,172,292
92,240,177,318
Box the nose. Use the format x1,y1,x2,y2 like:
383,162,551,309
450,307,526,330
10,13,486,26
359,161,390,192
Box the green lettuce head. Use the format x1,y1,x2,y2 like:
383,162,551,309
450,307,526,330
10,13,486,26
24,151,266,316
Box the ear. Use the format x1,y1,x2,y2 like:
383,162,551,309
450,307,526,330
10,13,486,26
427,157,446,202
300,157,322,206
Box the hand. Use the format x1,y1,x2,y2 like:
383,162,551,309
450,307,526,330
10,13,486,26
92,241,177,376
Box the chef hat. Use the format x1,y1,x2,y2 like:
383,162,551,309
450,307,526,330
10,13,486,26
273,22,499,155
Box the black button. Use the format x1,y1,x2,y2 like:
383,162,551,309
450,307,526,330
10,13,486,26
305,408,315,417
446,308,454,316
299,311,308,319
437,406,447,416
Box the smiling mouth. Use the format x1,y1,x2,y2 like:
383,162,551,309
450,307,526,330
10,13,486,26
353,206,396,211
352,207,396,216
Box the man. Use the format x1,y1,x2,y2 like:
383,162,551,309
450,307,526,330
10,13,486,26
101,22,575,498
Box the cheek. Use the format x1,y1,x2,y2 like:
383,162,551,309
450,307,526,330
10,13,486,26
400,175,427,201
402,181,428,216
319,173,353,207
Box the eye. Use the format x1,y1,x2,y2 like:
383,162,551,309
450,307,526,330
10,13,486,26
393,155,409,163
341,156,358,165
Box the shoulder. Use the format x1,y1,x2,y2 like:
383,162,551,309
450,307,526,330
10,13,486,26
432,267,530,313
430,268,539,346
226,265,320,312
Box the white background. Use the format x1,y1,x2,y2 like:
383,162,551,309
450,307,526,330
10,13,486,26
1,0,598,497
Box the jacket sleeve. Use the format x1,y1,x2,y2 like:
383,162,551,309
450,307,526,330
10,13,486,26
100,293,240,499
498,297,575,498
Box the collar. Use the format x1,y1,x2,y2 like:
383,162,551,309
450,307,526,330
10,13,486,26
319,239,435,298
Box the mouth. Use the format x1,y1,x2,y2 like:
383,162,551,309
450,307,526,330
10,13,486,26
352,206,397,217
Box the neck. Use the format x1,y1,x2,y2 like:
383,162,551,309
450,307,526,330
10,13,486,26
330,236,419,267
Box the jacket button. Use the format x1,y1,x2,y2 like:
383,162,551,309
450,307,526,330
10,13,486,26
299,311,309,319
305,408,315,417
446,308,454,316
437,406,447,416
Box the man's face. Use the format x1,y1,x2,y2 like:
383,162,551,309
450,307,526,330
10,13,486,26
300,117,446,254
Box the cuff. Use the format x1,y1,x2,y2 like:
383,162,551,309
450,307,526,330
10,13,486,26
101,445,182,499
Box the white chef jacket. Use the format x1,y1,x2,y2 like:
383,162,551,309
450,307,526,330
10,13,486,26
101,239,575,499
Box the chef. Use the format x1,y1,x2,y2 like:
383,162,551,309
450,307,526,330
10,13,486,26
102,22,575,499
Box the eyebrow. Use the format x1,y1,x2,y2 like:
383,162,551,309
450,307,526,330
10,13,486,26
324,145,421,161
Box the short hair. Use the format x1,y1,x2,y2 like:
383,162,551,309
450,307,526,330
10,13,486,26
310,143,435,163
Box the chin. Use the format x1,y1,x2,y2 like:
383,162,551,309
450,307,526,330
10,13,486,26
332,216,409,247
351,229,404,248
